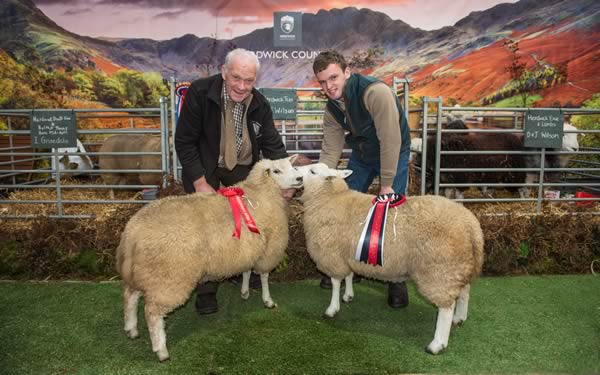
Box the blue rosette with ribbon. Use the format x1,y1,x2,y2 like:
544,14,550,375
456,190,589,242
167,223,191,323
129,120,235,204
354,193,406,266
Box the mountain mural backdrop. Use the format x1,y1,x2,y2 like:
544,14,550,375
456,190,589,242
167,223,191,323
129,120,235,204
1,0,599,107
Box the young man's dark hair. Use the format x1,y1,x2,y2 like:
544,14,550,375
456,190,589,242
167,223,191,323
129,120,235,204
312,49,347,75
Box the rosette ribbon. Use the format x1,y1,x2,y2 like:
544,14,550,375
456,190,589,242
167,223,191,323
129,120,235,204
218,187,260,239
355,193,406,266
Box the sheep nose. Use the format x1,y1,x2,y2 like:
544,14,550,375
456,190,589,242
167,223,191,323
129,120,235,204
296,176,303,182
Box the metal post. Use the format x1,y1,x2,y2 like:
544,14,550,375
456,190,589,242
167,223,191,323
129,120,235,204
393,77,411,124
536,148,546,213
434,98,443,196
281,120,287,149
169,77,179,182
159,97,168,188
420,97,429,195
404,80,410,123
54,151,64,216
8,117,16,185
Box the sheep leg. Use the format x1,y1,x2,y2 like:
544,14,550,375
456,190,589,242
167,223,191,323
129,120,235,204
260,273,277,309
324,277,342,318
426,301,456,355
145,302,169,362
520,174,536,198
342,273,354,303
240,271,251,300
123,285,142,339
453,284,470,325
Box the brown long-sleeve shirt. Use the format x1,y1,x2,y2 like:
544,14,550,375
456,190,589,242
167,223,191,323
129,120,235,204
319,82,401,187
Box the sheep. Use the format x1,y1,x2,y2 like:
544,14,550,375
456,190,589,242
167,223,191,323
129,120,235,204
300,163,484,354
412,129,576,199
116,155,303,361
52,139,94,178
98,134,162,198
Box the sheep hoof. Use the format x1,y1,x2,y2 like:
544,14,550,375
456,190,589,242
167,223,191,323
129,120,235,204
241,290,250,300
342,294,353,303
452,318,465,326
426,341,446,355
263,300,277,309
126,328,139,339
323,308,338,319
156,349,170,362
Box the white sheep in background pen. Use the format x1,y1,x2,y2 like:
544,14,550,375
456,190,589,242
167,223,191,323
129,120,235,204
298,163,484,354
116,155,302,361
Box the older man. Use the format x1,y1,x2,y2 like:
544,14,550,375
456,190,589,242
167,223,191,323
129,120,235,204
175,48,289,315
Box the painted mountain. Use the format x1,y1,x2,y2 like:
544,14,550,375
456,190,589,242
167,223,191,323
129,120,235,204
1,0,599,106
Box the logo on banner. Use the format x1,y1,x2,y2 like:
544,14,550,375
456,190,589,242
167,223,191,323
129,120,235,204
280,15,294,34
175,82,190,125
274,12,302,47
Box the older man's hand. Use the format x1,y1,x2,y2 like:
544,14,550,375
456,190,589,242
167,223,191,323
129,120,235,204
291,154,312,167
281,188,296,201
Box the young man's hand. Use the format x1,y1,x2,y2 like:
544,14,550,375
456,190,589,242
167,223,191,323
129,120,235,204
379,185,394,195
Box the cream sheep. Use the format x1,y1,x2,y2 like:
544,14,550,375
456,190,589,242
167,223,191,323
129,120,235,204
117,155,302,361
98,134,162,198
300,163,484,354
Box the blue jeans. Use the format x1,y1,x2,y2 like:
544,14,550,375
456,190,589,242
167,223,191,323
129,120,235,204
345,148,410,194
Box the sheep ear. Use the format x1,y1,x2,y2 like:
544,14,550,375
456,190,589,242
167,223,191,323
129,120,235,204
264,168,271,177
339,169,353,179
287,154,299,164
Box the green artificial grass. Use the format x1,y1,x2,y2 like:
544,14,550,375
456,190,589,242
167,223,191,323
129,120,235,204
0,275,598,374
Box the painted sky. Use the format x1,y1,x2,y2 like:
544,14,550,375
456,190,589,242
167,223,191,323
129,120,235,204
34,0,518,40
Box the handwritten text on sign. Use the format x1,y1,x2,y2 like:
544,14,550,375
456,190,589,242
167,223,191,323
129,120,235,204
30,111,77,148
523,109,563,149
260,88,297,120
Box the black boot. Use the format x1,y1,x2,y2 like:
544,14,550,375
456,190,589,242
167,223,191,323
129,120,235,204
195,281,219,315
319,274,362,289
387,281,409,308
319,275,332,289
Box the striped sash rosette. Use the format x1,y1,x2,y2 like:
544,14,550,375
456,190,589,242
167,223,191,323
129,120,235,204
355,193,406,266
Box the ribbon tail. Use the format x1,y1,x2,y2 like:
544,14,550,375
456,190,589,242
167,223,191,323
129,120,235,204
230,196,242,239
239,199,260,234
367,202,386,265
355,204,377,262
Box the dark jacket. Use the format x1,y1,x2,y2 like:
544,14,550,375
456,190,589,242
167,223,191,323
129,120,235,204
175,74,287,192
327,74,411,163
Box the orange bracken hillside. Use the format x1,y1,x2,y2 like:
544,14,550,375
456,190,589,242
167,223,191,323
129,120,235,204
408,26,600,106
90,56,122,75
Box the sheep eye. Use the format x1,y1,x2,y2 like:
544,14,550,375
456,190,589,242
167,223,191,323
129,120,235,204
273,169,281,174
310,169,316,175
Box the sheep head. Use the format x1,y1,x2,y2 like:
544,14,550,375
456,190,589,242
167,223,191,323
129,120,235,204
249,155,304,189
298,163,353,198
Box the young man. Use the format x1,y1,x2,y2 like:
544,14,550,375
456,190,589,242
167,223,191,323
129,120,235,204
175,48,289,315
312,50,412,308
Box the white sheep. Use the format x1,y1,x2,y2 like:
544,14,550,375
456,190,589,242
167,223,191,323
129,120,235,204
116,155,302,361
299,163,484,354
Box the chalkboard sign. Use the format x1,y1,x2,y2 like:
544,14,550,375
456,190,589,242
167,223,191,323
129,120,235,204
523,109,564,149
260,88,297,120
30,110,77,148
